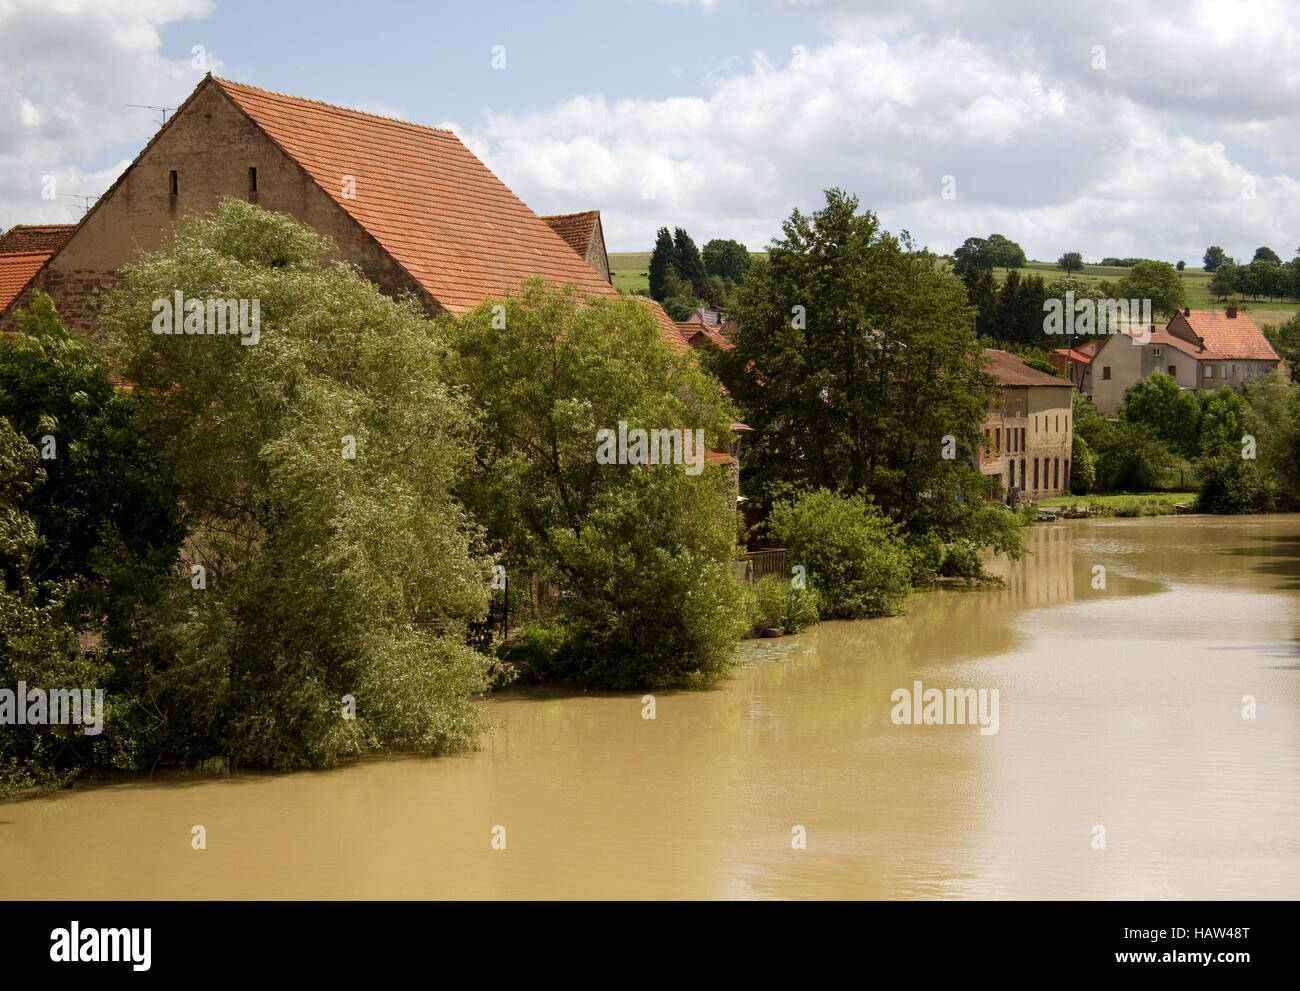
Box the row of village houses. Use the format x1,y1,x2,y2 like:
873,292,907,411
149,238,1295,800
0,75,1284,510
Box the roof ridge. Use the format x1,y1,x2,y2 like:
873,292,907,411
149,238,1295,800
211,76,456,135
542,209,600,219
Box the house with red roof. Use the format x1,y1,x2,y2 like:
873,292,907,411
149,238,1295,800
1,75,637,333
0,224,76,317
0,252,54,317
1084,307,1281,414
0,74,742,485
0,224,76,255
979,349,1074,502
1047,337,1101,392
542,210,610,283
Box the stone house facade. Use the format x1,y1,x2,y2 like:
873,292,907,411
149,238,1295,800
978,349,1074,503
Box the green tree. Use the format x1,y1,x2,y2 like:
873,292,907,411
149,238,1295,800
952,233,1026,278
1070,432,1097,494
1203,245,1227,272
766,489,912,618
1242,372,1300,508
1198,387,1251,455
0,416,102,796
1209,262,1240,300
1176,260,1186,271
1093,420,1175,491
1115,260,1187,317
101,198,498,768
1072,390,1110,449
0,294,183,794
715,189,1023,557
672,227,707,289
0,293,183,638
1270,312,1300,376
1119,372,1199,458
985,233,1027,268
448,279,742,689
702,238,752,284
648,227,676,302
660,268,704,320
951,237,992,279
1253,246,1281,263
967,268,999,336
1194,386,1272,511
1057,251,1083,274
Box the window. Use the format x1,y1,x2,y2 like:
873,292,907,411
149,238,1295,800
1205,365,1214,379
169,170,178,195
1019,458,1025,490
1065,459,1071,488
1221,365,1228,379
1168,365,1177,378
1102,366,1111,380
1033,459,1039,490
1153,346,1162,357
1053,458,1059,490
1034,417,1038,433
1020,427,1026,450
1055,415,1059,432
995,428,1000,452
249,167,258,192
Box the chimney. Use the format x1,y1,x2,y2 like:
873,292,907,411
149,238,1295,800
1226,306,1237,319
1182,307,1190,317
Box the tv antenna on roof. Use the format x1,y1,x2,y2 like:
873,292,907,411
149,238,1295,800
57,192,96,216
128,104,176,127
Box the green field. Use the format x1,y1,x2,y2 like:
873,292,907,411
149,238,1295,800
609,251,651,293
991,261,1300,328
608,250,768,296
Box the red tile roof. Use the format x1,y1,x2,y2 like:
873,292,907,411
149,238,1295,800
0,252,50,314
212,77,619,314
676,320,733,351
1177,309,1279,361
704,449,736,466
541,210,600,259
1146,327,1204,359
982,348,1070,387
0,224,76,254
1050,346,1095,364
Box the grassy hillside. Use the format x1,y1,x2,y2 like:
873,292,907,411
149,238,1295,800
611,253,1300,328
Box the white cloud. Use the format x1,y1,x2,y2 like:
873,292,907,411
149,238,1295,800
5,0,1298,266
467,1,1300,262
0,0,215,228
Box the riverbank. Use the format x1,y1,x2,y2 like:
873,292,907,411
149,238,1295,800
1038,491,1196,517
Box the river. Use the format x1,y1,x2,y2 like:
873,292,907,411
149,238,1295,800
2,516,1298,899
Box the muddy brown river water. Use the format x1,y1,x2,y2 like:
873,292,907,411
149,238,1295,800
2,515,1298,899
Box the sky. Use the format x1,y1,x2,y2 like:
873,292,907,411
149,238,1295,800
3,0,1299,263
